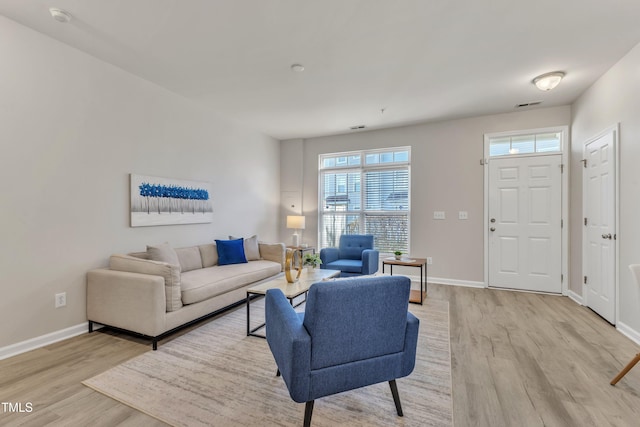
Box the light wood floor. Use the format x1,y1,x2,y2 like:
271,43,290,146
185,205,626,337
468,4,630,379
2,284,640,426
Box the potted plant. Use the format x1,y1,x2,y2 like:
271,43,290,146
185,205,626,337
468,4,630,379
303,253,322,271
394,250,403,260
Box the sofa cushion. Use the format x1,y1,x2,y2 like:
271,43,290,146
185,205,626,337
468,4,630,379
175,247,203,272
128,251,150,260
147,243,181,269
216,239,247,265
181,260,282,304
110,254,183,312
199,244,218,267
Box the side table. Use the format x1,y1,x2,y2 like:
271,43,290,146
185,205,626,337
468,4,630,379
382,257,427,304
286,246,316,267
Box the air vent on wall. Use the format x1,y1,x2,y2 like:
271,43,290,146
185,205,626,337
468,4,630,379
515,101,542,108
350,125,366,130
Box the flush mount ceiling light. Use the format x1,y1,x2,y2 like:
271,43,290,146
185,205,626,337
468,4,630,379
49,7,72,23
290,64,305,72
532,71,565,91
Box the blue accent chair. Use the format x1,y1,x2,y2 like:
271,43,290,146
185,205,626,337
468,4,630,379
319,234,379,277
265,275,419,426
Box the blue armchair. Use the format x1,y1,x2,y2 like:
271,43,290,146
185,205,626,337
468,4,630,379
265,275,419,426
319,234,379,276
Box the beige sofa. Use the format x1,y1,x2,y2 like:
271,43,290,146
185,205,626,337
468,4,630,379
87,241,285,349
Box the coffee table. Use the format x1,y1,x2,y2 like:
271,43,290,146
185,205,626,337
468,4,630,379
246,268,341,338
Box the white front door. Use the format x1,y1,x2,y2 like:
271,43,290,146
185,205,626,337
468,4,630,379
583,130,616,324
488,155,562,293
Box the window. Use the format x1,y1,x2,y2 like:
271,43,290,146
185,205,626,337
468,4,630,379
319,148,410,253
489,132,561,157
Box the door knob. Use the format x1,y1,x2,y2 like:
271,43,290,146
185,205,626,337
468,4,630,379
490,218,496,223
490,227,496,232
602,233,612,239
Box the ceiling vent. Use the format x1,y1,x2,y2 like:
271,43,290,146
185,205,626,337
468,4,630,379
515,101,542,108
350,125,366,130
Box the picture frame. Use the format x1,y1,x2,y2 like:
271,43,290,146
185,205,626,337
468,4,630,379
130,174,213,227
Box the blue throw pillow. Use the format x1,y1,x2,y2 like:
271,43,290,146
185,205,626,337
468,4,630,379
215,238,248,265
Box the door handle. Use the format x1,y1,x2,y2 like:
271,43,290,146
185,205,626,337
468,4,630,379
490,227,496,232
490,218,496,223
602,233,612,240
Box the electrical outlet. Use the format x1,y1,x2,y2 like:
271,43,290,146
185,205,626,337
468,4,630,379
433,211,445,220
55,292,66,308
426,257,433,265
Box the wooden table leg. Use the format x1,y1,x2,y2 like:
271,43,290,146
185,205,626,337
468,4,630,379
611,353,640,385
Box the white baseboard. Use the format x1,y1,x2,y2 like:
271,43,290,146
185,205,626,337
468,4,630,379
0,323,89,361
617,321,640,346
396,273,485,288
567,289,584,305
565,292,639,346
428,277,485,288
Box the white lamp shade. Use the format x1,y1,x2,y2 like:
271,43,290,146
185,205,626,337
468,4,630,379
286,215,306,229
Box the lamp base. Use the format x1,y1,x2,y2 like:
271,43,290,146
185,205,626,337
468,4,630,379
292,232,299,247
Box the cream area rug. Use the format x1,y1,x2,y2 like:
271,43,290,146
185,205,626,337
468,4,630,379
83,297,452,426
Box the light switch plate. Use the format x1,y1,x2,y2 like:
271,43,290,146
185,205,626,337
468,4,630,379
459,211,468,220
433,211,445,220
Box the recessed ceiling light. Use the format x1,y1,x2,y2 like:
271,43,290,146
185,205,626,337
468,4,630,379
290,64,305,72
49,8,72,23
532,71,565,91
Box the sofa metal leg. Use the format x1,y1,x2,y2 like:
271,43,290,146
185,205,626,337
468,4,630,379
389,380,403,416
88,321,93,333
276,368,280,377
152,339,158,351
303,401,314,427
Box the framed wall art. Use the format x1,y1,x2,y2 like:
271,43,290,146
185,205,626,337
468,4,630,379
130,174,213,227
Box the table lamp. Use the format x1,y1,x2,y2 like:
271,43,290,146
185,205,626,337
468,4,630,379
286,215,305,247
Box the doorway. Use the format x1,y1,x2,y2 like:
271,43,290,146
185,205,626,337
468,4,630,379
484,127,569,293
583,126,618,324
488,155,562,292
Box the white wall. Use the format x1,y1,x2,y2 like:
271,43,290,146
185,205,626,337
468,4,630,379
280,139,305,244
0,16,280,349
571,41,640,338
281,106,571,283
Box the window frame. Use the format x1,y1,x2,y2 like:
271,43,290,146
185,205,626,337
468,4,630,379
318,147,411,254
488,130,563,157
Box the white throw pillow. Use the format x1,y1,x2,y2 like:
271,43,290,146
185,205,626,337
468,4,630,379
229,235,260,261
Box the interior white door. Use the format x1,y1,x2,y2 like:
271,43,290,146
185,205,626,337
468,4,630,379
583,131,616,323
488,155,562,293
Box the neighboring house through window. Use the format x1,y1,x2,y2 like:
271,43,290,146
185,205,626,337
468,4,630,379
319,147,410,253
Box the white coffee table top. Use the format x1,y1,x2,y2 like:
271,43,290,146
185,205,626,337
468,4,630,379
247,269,341,298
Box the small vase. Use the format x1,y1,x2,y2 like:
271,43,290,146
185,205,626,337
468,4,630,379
395,255,402,260
306,266,314,273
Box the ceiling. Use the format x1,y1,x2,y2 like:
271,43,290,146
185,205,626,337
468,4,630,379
2,0,640,140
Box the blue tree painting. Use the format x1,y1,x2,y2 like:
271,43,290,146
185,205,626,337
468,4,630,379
138,183,210,214
130,174,213,227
